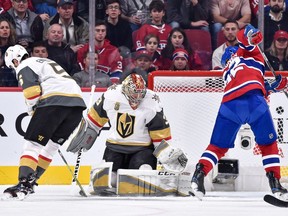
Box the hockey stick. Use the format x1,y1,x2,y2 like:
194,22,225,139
257,45,288,98
264,194,288,207
71,84,96,190
57,149,87,197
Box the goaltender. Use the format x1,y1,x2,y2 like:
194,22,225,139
66,73,188,194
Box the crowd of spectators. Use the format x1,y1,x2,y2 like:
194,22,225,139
0,0,287,87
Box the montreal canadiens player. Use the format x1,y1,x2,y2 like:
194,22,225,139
190,24,288,200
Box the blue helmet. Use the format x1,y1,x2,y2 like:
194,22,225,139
221,46,239,68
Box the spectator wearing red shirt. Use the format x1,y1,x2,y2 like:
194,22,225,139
77,20,123,83
134,0,171,52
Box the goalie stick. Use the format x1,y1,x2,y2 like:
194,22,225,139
264,194,288,207
257,45,288,98
71,84,96,192
57,149,87,197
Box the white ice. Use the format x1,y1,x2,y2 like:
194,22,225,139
0,186,287,216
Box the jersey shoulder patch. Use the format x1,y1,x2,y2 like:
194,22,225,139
104,84,127,104
141,90,163,112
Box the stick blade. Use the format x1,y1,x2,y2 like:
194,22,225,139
264,194,288,207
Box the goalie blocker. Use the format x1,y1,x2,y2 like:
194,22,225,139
66,118,98,153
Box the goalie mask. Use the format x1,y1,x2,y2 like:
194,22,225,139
5,45,28,69
122,73,147,109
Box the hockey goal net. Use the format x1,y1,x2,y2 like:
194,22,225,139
148,71,288,187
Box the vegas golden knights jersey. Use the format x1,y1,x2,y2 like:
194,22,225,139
15,57,86,109
88,84,171,153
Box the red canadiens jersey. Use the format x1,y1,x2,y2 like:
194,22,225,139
222,29,266,103
77,40,123,83
135,23,172,52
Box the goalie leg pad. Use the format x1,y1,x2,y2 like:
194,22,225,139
87,162,114,195
177,163,194,196
117,169,180,196
66,118,98,153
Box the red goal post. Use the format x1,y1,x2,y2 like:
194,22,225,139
148,70,288,186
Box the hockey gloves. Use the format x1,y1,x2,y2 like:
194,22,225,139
244,24,263,46
153,140,188,173
66,118,98,153
221,46,239,68
265,75,288,95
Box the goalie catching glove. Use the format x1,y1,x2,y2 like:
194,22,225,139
153,140,188,173
66,117,98,153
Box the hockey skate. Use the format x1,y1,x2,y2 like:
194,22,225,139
189,163,206,200
2,175,38,200
267,171,288,199
263,171,288,207
267,171,287,194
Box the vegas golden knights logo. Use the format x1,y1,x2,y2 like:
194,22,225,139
116,113,135,138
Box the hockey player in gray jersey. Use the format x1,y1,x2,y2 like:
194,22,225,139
67,73,188,194
2,45,86,200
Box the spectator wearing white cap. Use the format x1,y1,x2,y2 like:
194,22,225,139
265,30,288,71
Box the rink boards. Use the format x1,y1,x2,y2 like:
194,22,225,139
1,88,288,187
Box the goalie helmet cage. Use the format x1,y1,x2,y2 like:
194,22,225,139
148,70,288,191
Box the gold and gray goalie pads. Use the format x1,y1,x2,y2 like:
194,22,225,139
66,118,98,153
87,162,194,196
153,140,188,173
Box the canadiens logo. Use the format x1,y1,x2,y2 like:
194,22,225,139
116,112,135,138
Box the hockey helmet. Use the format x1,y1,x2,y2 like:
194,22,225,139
5,45,28,69
122,73,147,109
221,46,239,68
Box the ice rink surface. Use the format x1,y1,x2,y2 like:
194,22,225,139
1,186,288,216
